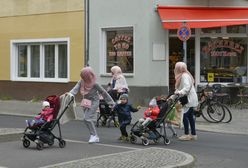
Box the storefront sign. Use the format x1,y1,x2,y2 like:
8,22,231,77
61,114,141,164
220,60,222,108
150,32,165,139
109,34,132,57
202,39,244,57
177,25,191,41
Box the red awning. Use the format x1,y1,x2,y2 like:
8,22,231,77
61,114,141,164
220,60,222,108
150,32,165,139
157,6,248,29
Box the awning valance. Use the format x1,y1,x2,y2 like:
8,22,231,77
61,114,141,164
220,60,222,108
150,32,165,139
157,6,248,29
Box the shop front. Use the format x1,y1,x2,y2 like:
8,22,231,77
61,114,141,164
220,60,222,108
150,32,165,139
158,6,248,93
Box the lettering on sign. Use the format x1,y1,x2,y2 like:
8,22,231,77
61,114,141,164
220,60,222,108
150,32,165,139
108,34,132,57
202,39,244,57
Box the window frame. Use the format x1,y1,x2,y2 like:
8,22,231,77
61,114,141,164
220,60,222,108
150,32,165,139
100,26,135,77
10,38,70,83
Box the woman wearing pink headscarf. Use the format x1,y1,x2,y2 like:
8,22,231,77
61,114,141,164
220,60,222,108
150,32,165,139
69,67,115,143
173,62,198,141
108,66,129,101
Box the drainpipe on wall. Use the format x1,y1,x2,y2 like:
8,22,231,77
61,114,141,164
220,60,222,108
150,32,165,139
84,0,89,66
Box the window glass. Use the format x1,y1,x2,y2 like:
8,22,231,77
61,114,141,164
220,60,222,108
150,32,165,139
30,45,40,78
44,45,55,78
18,45,27,77
201,27,221,34
58,44,67,78
106,28,133,73
200,37,247,83
227,25,246,33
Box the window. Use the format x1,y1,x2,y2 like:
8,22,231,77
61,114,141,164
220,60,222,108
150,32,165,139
11,38,69,82
200,37,247,83
104,28,134,73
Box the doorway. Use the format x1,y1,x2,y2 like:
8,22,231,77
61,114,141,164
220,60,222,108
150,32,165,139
169,37,195,93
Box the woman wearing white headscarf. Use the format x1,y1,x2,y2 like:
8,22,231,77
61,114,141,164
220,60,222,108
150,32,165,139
108,66,129,101
173,62,198,141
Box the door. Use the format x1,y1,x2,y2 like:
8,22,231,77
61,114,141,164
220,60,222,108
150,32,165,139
169,37,195,94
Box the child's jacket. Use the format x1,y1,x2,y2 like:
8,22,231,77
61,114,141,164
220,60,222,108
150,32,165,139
144,106,160,120
114,103,138,122
35,108,54,122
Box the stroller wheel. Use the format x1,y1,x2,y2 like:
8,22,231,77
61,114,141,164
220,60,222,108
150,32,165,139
36,141,44,150
130,135,137,144
164,138,170,145
59,140,66,148
142,138,149,146
23,139,30,148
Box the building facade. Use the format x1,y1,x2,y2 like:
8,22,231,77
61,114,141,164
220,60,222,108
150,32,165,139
88,0,248,104
0,0,85,100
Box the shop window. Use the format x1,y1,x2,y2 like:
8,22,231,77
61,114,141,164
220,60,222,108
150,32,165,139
105,28,133,73
227,25,246,33
11,39,69,82
200,37,247,83
201,27,221,34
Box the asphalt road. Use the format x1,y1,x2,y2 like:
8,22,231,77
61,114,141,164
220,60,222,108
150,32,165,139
0,115,248,168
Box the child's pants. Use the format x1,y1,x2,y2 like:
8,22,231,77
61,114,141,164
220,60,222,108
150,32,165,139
138,118,153,127
120,120,130,137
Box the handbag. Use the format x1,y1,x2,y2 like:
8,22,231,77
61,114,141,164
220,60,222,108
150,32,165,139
81,98,92,108
179,95,188,106
179,81,193,106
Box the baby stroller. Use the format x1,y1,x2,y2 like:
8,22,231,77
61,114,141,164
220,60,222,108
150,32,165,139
96,99,119,127
129,95,180,146
21,95,74,150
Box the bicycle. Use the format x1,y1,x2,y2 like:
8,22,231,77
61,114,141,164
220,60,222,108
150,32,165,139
195,83,226,123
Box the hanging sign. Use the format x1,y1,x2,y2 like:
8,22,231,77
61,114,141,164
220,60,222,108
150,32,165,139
177,24,191,42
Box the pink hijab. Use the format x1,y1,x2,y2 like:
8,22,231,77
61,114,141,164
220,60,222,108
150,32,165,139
174,62,194,89
111,66,123,80
80,67,96,95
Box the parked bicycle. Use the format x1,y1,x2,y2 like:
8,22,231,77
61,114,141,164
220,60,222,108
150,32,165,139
195,83,232,123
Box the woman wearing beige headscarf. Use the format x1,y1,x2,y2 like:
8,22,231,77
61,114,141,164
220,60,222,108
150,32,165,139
108,66,129,101
173,62,198,141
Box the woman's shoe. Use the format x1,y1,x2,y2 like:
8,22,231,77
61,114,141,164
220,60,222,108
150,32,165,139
191,135,198,140
178,134,191,141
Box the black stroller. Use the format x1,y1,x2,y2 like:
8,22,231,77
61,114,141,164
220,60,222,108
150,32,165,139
130,95,180,146
96,89,128,128
21,95,74,150
96,99,119,127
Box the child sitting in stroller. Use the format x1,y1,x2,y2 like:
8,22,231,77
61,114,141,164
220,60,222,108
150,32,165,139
25,101,54,127
138,98,160,128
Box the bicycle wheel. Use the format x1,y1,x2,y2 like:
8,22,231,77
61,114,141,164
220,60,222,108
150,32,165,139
207,102,225,123
221,104,232,123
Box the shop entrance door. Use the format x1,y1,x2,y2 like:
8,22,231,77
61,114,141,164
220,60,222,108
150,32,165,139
169,37,195,94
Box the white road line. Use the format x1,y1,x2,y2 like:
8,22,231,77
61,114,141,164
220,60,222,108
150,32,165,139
65,139,140,150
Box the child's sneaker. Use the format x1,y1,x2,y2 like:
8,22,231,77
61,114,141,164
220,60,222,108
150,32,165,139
118,135,125,140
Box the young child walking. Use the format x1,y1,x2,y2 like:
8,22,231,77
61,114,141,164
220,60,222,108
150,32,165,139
25,101,54,127
113,94,140,141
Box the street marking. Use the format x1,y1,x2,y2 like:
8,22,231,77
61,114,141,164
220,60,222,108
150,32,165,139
65,139,140,150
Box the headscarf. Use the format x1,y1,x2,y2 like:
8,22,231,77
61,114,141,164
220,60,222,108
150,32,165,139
80,67,96,95
111,66,123,80
174,62,194,89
